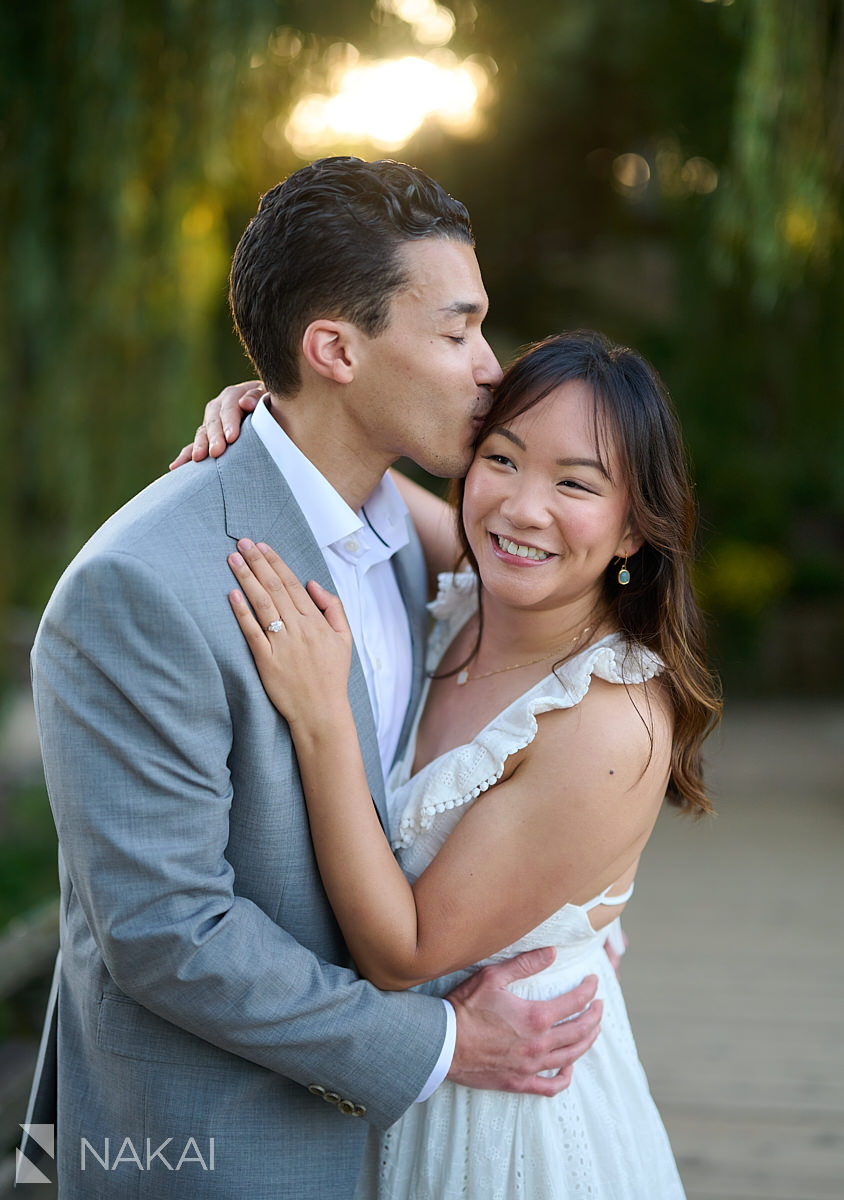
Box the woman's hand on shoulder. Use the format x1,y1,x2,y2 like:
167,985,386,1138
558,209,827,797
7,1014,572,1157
170,381,263,470
228,540,353,728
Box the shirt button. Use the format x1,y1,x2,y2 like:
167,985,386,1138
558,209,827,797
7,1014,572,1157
375,657,382,671
344,539,359,553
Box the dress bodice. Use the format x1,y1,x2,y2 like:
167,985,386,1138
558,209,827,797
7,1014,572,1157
360,574,684,1200
385,572,663,994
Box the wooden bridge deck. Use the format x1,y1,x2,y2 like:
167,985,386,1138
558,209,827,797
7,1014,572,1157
623,701,844,1200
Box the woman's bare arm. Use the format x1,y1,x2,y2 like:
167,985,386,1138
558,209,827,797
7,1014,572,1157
228,541,671,991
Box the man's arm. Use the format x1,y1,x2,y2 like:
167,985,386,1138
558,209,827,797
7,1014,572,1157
33,549,445,1129
37,548,602,1119
389,470,461,595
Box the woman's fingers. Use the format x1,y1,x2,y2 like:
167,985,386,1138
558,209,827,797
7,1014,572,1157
227,540,330,629
251,542,321,616
201,381,263,457
228,545,297,632
228,559,284,634
188,422,208,461
228,588,273,658
169,444,194,471
307,580,352,639
227,540,351,661
214,381,263,451
171,380,264,471
236,384,263,414
227,542,353,724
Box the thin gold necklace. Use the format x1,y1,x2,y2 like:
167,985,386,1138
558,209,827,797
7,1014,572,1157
455,624,593,686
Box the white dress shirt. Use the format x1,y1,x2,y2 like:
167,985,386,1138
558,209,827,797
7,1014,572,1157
251,398,455,1100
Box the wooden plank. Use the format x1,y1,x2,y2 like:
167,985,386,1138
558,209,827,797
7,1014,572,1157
619,703,844,1199
665,1109,844,1200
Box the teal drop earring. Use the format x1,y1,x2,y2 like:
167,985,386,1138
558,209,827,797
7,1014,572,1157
617,555,630,586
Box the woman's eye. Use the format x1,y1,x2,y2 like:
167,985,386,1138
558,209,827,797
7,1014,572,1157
448,335,467,344
485,453,514,467
559,479,587,491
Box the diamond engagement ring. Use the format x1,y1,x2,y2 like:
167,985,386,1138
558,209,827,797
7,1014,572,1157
266,620,284,633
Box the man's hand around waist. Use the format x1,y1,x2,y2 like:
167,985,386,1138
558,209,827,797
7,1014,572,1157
445,948,602,1097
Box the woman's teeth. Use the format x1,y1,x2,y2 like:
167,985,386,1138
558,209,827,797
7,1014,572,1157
496,535,549,560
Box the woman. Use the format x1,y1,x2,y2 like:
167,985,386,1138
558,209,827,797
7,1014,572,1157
214,331,720,1197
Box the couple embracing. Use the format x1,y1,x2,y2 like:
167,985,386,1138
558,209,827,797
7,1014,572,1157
25,156,719,1198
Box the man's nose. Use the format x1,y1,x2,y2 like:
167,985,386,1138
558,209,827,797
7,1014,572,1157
475,337,503,388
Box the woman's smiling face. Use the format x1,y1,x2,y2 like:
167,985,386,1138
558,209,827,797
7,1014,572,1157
462,380,641,615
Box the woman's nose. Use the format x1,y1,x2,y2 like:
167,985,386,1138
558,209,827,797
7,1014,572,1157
499,480,552,528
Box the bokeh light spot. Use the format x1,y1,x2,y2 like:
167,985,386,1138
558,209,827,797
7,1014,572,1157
779,203,818,252
378,0,457,46
611,153,651,198
284,52,490,155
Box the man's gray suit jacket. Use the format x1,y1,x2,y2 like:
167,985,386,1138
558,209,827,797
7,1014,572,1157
24,417,447,1198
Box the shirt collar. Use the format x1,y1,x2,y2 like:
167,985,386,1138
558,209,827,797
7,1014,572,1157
251,395,409,560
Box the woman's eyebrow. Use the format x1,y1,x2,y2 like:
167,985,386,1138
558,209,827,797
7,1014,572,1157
490,426,525,448
489,426,609,477
555,456,610,477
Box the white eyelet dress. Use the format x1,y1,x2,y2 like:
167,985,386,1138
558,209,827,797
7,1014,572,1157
355,574,686,1200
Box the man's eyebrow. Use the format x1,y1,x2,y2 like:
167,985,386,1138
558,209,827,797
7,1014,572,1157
438,301,485,316
490,426,610,477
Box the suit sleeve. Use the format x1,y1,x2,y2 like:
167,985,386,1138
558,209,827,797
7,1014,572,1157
31,549,446,1129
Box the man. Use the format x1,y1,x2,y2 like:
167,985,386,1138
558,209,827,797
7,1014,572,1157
24,158,601,1198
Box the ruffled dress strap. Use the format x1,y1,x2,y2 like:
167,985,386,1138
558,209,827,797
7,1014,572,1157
424,569,480,672
390,573,663,853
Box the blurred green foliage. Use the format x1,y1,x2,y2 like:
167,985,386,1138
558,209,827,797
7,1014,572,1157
0,782,56,928
1,0,842,693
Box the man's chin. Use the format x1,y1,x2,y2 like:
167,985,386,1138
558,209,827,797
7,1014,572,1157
413,449,473,480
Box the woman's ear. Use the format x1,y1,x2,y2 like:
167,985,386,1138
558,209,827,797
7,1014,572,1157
615,522,644,560
301,320,357,384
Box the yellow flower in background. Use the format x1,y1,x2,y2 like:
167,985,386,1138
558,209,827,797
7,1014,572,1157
695,540,793,616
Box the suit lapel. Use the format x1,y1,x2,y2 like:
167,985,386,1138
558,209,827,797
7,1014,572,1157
217,420,388,819
392,526,429,760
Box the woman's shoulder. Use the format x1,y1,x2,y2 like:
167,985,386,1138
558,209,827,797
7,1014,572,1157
391,631,666,850
528,637,673,780
512,633,671,779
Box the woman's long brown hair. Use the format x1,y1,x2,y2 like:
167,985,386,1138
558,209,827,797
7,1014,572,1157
452,330,722,815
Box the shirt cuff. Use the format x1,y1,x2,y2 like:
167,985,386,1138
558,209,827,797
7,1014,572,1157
413,999,456,1103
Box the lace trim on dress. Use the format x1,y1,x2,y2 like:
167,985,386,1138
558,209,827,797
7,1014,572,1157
427,569,479,622
391,573,663,852
423,570,479,672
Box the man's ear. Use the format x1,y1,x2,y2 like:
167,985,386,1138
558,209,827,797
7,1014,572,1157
301,319,358,384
